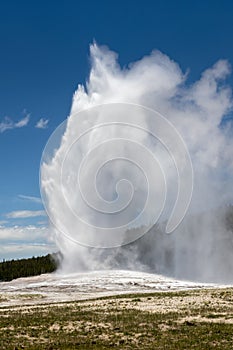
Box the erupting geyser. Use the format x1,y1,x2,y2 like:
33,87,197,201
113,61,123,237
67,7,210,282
40,43,233,283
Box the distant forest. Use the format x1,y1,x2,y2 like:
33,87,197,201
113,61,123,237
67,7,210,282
0,253,58,282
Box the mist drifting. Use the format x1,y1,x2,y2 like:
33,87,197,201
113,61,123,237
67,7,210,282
41,43,233,283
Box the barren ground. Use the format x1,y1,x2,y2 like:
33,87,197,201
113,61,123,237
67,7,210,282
1,271,233,349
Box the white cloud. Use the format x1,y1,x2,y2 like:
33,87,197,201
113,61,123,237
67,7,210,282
0,225,48,241
0,114,30,133
0,244,56,261
37,220,48,225
15,114,30,127
0,225,56,260
35,118,49,129
5,210,46,219
18,194,42,204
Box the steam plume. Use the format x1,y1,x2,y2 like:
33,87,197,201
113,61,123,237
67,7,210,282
41,43,233,282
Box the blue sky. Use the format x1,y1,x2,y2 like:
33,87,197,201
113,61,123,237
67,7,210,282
0,0,233,260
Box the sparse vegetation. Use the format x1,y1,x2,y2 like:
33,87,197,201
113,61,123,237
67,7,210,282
1,289,233,349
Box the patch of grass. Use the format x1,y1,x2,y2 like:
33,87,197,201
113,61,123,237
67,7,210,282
17,293,45,300
132,298,141,302
0,295,7,303
1,289,233,349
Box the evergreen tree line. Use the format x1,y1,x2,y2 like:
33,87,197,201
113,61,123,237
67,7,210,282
0,253,58,282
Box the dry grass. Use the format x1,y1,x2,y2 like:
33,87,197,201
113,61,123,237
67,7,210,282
1,288,233,349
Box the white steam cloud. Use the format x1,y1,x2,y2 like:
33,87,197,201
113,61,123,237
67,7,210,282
41,43,233,282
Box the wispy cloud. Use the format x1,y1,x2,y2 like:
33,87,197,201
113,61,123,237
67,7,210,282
18,194,42,204
0,220,8,226
0,225,48,241
5,210,46,219
0,243,56,261
0,114,30,133
15,115,30,127
35,118,49,129
0,225,55,260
